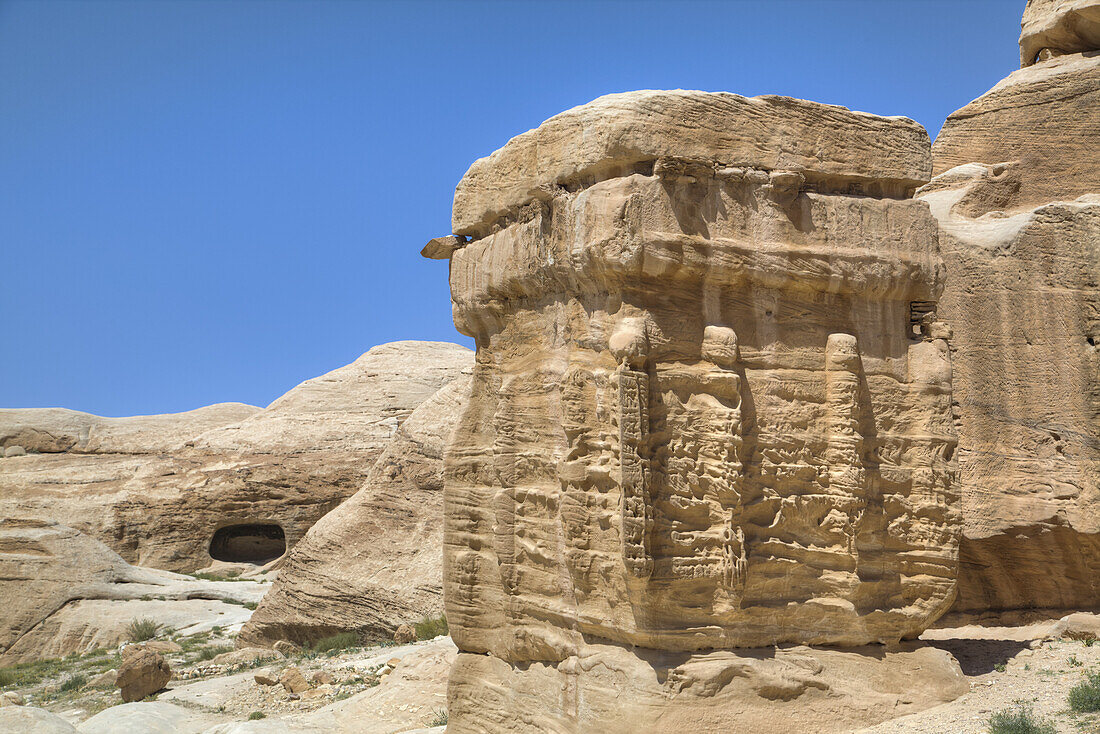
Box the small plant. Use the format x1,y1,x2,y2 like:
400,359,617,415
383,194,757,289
224,599,258,610
994,662,1007,673
428,708,448,727
414,614,449,641
1086,638,1096,648
1069,655,1082,667
310,632,359,654
126,617,161,642
1069,670,1100,712
248,711,266,720
988,704,1055,734
58,673,86,693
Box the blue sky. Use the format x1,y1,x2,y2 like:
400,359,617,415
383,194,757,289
0,0,1022,416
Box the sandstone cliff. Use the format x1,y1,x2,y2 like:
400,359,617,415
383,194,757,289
923,0,1100,617
0,341,472,571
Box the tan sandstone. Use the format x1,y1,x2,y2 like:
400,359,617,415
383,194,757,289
922,1,1100,618
238,373,471,647
116,646,172,703
0,341,471,571
432,90,961,731
1020,0,1100,67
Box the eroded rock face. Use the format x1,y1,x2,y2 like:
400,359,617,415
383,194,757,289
434,90,960,731
1020,0,1100,67
238,373,472,647
0,341,472,571
921,7,1100,617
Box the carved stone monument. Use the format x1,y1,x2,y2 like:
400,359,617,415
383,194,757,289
427,90,962,732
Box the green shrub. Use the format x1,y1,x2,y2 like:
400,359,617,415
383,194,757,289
0,668,14,687
428,708,448,727
988,704,1055,734
59,673,86,693
248,711,266,720
310,632,359,654
1069,670,1100,712
415,615,448,641
126,618,161,642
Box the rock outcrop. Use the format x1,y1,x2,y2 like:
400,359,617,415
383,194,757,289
0,519,267,664
431,90,961,731
922,1,1100,616
0,341,472,571
116,646,172,702
238,372,471,647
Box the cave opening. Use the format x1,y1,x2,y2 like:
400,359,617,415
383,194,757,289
209,523,286,564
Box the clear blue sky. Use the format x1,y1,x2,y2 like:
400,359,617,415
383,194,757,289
0,0,1022,416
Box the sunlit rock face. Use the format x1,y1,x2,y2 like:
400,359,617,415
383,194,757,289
431,91,961,732
923,0,1100,618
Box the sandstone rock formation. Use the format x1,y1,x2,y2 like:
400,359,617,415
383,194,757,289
116,646,172,702
0,519,267,664
238,373,471,647
922,1,1100,616
0,341,472,571
431,90,961,731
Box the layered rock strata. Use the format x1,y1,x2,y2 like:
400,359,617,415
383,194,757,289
924,2,1100,616
0,341,471,571
238,372,472,647
432,90,961,731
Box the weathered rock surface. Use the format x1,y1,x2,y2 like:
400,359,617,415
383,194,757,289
433,90,960,731
116,646,172,702
0,519,267,664
0,706,76,733
238,374,470,647
918,169,1099,615
933,52,1100,212
922,2,1100,617
448,643,966,734
0,341,472,571
1020,0,1100,67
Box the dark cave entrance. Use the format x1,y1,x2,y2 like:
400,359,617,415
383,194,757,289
209,523,286,564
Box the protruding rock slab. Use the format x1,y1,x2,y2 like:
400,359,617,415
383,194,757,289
437,91,959,731
1020,0,1100,66
451,89,932,237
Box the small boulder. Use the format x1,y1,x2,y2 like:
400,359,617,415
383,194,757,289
279,666,309,694
3,445,26,458
273,640,300,656
0,691,24,707
393,623,416,644
116,647,172,702
310,670,333,685
254,672,278,686
1050,612,1100,641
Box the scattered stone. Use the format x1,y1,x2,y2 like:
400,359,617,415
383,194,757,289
310,670,333,685
116,647,172,702
3,445,25,457
278,666,309,694
393,624,416,644
254,672,278,686
1049,612,1100,641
